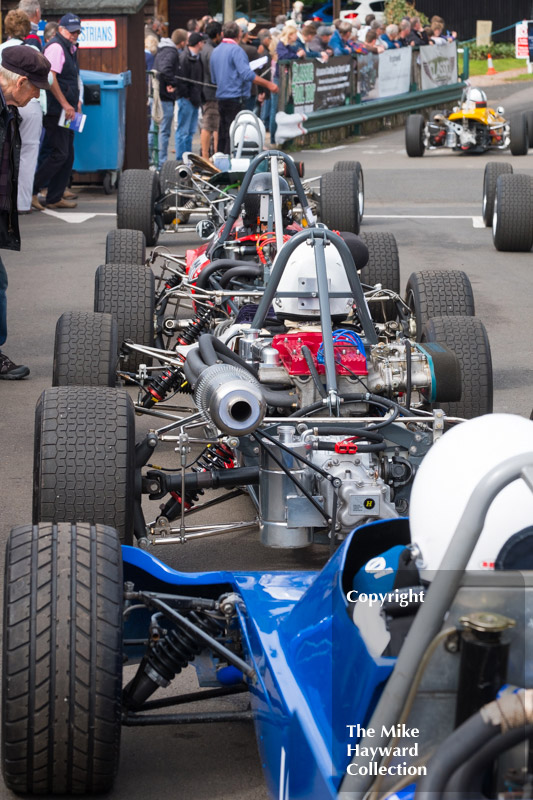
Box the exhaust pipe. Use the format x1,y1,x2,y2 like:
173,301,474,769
194,364,266,435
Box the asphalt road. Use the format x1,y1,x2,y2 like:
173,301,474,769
1,78,532,799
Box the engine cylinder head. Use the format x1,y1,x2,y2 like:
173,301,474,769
194,363,266,435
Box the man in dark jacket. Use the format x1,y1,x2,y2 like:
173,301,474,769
200,21,221,159
153,28,187,168
0,45,50,378
175,32,204,159
33,13,82,209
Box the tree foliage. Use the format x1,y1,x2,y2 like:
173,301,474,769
384,0,428,26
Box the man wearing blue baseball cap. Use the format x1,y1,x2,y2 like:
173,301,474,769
33,13,82,209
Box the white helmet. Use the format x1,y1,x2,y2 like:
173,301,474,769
469,87,487,104
409,414,533,579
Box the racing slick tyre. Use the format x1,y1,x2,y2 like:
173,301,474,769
525,109,533,148
405,114,425,157
405,270,475,341
492,174,533,252
105,228,146,265
33,386,135,544
509,112,529,156
421,315,493,419
333,161,365,217
52,311,118,387
320,170,361,234
159,159,181,192
358,232,400,322
95,262,155,371
2,521,123,794
117,169,160,246
482,162,513,227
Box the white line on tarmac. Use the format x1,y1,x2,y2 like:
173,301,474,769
365,214,485,228
41,210,117,223
302,145,347,153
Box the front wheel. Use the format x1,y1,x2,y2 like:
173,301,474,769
52,310,118,387
117,169,160,246
333,160,365,218
2,521,123,794
405,114,425,157
509,112,529,156
320,170,361,234
33,386,136,544
482,162,513,227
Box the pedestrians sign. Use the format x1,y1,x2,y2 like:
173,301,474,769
78,19,117,49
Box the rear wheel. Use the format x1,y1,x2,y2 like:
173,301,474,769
509,112,528,156
2,521,123,794
482,162,513,227
492,173,533,252
53,311,118,387
405,270,475,341
320,170,360,234
95,262,155,371
421,315,493,418
405,114,425,157
117,169,160,246
33,386,136,544
105,228,146,265
333,160,365,218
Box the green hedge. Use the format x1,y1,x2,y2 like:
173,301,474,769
462,42,516,60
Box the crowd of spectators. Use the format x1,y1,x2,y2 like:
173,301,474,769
145,10,458,161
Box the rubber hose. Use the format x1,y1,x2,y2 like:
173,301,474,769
309,425,384,442
414,712,501,799
301,344,326,399
262,388,297,408
211,336,258,375
198,333,218,366
185,347,206,381
195,259,252,289
443,722,533,796
219,265,263,289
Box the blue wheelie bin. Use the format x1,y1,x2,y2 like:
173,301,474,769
73,69,131,192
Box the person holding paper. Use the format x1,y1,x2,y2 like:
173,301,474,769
33,13,82,209
0,44,50,378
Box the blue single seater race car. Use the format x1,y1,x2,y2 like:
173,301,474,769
3,413,533,798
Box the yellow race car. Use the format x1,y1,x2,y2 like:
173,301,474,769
405,87,529,157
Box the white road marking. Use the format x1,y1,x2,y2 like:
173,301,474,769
364,214,483,228
42,210,116,223
302,145,347,153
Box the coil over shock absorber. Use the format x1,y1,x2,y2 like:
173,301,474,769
142,365,188,408
158,443,235,519
176,305,215,346
123,611,224,709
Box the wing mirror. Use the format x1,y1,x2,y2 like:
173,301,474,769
196,219,216,240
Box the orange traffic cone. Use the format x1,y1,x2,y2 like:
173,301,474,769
486,53,497,75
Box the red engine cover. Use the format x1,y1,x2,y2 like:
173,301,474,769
272,332,367,376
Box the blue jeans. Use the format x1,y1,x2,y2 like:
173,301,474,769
175,98,199,160
0,256,8,347
269,82,279,144
158,100,175,169
261,96,271,132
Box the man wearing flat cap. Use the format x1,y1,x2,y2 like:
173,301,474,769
0,45,50,378
33,13,82,209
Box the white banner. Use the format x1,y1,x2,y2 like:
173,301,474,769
377,48,411,98
78,19,117,49
419,42,457,89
